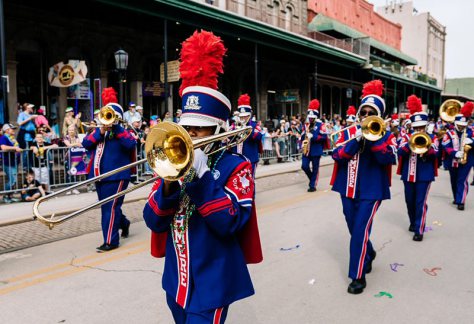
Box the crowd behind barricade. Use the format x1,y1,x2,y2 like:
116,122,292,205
0,101,370,204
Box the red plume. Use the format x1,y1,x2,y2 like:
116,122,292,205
102,87,117,106
238,94,251,106
308,99,320,111
406,95,422,115
391,113,399,120
362,80,384,97
179,30,227,96
461,101,474,118
346,106,356,116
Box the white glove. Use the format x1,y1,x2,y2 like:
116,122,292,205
193,149,210,178
464,138,473,145
455,151,464,159
307,133,313,140
355,127,363,142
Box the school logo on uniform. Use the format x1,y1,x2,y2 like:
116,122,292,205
232,168,252,195
212,169,220,180
184,95,201,110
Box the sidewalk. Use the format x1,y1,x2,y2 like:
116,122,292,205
0,156,334,226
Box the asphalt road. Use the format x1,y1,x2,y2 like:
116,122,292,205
0,166,473,324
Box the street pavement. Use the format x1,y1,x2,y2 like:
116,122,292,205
0,160,473,323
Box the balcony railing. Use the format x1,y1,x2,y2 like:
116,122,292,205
308,31,370,58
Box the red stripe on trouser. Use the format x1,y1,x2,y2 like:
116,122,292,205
461,170,471,203
106,180,124,244
419,183,431,234
214,308,223,324
356,201,380,279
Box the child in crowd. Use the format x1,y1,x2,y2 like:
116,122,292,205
31,133,58,192
21,170,45,201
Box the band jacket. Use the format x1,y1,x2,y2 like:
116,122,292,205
82,125,137,181
143,151,262,312
232,120,262,164
442,128,474,169
330,129,397,200
397,133,438,182
301,121,329,157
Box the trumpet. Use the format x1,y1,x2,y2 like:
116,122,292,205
33,122,252,229
439,99,462,123
409,132,432,155
331,116,387,147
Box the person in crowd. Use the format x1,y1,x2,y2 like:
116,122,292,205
288,120,302,160
34,107,49,128
143,30,262,323
128,115,144,184
0,123,22,203
162,111,173,122
63,125,83,194
21,170,45,201
174,109,182,123
17,103,37,169
37,124,55,144
273,120,287,163
82,88,136,252
442,101,474,211
397,95,438,242
330,80,397,294
62,107,81,137
123,102,140,125
31,133,58,193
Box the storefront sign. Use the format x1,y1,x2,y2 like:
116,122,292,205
160,60,180,83
67,78,90,99
48,60,88,87
143,82,165,97
275,89,300,103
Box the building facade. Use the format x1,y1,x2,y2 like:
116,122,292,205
376,1,446,87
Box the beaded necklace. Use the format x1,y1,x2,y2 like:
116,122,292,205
6,134,19,147
170,148,226,252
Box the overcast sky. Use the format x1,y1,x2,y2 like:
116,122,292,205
368,0,474,79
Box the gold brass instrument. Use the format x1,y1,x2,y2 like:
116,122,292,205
459,130,472,165
33,122,252,229
409,132,432,155
98,106,119,126
439,99,462,123
331,116,387,147
302,123,311,156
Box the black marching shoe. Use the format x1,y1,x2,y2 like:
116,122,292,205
413,233,423,242
121,223,130,238
365,251,376,274
347,278,366,294
408,224,415,232
96,244,119,252
471,180,474,186
452,200,457,205
457,204,465,211
307,187,316,192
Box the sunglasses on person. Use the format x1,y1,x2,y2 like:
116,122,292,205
359,109,377,117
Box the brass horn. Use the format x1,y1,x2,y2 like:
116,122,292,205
98,106,119,126
439,99,462,123
409,132,432,155
33,122,252,229
331,116,387,147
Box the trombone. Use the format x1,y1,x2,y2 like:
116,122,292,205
33,122,252,229
409,132,432,155
330,116,387,147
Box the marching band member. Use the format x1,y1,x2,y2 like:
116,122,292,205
397,95,438,242
82,88,137,251
390,113,400,139
345,106,357,127
301,99,329,192
143,30,262,324
442,101,474,210
232,94,263,177
330,80,397,294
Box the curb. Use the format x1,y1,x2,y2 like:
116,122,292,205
0,160,334,227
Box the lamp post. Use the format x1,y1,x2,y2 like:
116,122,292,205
114,49,128,107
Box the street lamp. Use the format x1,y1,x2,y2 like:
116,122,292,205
114,49,128,107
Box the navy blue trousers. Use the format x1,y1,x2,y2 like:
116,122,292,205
449,165,472,204
301,155,320,190
95,180,130,246
166,294,229,324
341,196,381,280
403,181,431,235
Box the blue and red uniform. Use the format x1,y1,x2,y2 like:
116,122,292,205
397,134,438,235
301,121,328,190
143,151,262,321
331,128,397,279
232,120,262,175
82,124,136,247
442,128,474,205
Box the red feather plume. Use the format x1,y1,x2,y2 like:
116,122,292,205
308,99,320,111
179,30,227,96
346,106,356,116
391,113,399,120
102,87,118,106
406,95,422,115
461,101,474,118
238,94,251,106
362,80,384,97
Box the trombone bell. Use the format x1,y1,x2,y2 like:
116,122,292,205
439,99,462,123
361,116,386,142
98,106,117,126
409,132,432,155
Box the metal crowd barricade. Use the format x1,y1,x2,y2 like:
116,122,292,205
0,147,37,197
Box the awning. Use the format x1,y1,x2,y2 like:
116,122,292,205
308,14,417,65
